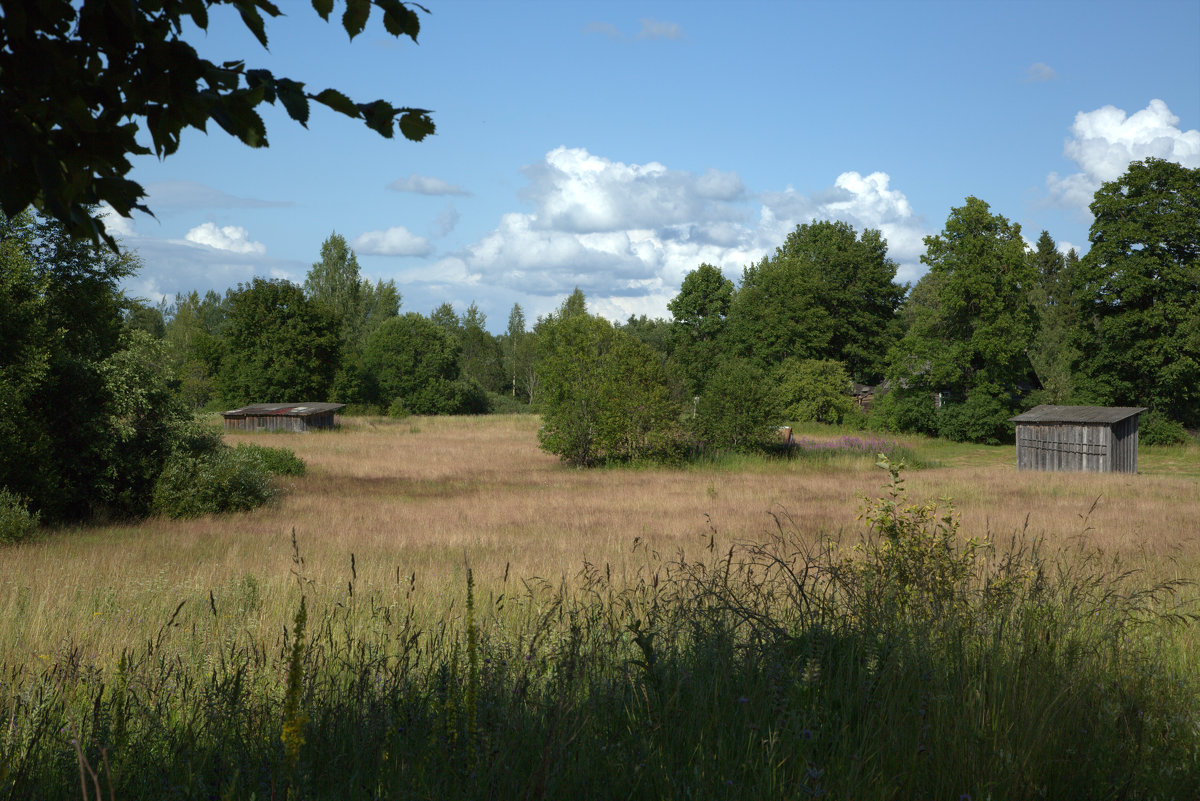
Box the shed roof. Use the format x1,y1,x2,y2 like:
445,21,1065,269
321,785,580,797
222,403,345,418
1008,405,1147,425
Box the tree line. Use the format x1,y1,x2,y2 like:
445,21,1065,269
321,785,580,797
533,157,1199,462
1,158,1196,527
117,157,1200,452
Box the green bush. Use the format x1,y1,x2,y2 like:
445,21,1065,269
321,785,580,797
936,391,1013,444
869,387,938,435
0,488,39,544
1140,409,1190,446
486,391,532,414
691,358,781,452
440,377,491,415
234,443,307,476
152,446,275,519
537,310,682,466
776,358,857,424
386,397,410,419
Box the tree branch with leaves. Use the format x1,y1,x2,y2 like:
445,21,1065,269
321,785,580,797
0,0,436,247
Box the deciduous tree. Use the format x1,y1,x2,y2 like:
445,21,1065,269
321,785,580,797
535,295,681,465
0,210,198,521
214,278,341,405
668,263,734,395
361,312,487,415
888,197,1036,408
1071,158,1200,425
0,0,435,246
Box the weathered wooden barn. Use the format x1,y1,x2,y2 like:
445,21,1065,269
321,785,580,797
1008,405,1147,473
222,403,344,432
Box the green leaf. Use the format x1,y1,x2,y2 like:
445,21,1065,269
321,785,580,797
313,88,358,117
397,110,435,142
238,6,269,48
276,80,310,125
312,0,334,21
361,100,394,138
378,0,421,40
181,0,209,30
245,69,276,102
342,0,370,39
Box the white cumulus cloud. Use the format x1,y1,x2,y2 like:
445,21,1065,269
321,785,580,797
759,170,927,282
407,148,927,319
1047,99,1200,211
352,226,434,257
523,146,746,233
184,222,266,254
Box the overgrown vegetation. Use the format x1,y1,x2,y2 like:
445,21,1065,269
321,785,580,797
2,461,1196,799
152,445,277,519
0,489,38,545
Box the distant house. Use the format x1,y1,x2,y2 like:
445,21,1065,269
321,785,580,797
1008,405,1147,473
222,403,344,432
851,383,875,412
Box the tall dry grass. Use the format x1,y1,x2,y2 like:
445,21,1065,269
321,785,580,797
1,414,1197,667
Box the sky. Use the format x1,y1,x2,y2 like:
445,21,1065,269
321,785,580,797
108,0,1200,332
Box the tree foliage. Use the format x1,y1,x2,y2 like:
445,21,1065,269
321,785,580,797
303,232,400,403
458,302,507,394
536,297,681,466
888,197,1036,414
723,222,904,382
305,232,365,346
690,359,781,453
1026,233,1079,404
668,263,733,395
1071,158,1200,425
724,253,832,370
0,0,436,247
0,210,222,522
361,312,487,415
213,278,341,405
776,358,857,425
503,303,537,403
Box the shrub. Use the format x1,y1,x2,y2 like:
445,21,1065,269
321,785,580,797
936,390,1013,444
0,489,39,544
441,377,491,415
691,358,781,453
1140,409,1190,446
537,310,682,465
486,391,532,415
869,387,938,435
776,358,857,424
386,397,410,419
234,443,307,476
152,446,275,518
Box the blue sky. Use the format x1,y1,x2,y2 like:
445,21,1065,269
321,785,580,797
109,0,1200,332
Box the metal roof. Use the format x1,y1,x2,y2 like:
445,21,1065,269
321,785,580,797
222,403,345,418
1008,405,1147,425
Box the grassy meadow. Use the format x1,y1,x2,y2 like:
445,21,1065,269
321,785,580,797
2,415,1199,799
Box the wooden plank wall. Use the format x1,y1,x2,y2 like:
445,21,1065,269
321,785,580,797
1110,416,1139,473
1016,423,1115,472
223,412,336,432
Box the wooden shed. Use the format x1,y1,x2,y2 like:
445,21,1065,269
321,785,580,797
1009,405,1147,473
222,403,344,432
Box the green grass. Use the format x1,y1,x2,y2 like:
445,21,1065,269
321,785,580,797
2,463,1197,800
